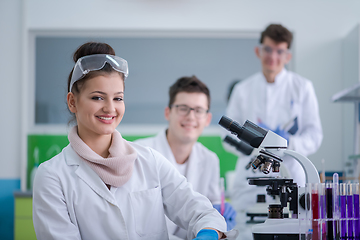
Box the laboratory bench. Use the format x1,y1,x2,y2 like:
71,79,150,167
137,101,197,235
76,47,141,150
14,191,36,240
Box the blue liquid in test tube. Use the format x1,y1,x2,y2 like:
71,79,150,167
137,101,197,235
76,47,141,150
340,183,346,240
333,173,340,239
354,183,359,240
348,184,354,239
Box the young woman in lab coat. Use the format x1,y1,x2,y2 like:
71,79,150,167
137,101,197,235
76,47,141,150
32,42,238,240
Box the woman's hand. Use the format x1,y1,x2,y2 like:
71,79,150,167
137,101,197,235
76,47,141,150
192,228,221,240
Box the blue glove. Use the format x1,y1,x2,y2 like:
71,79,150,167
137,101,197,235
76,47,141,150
257,121,270,130
287,117,298,135
193,229,219,240
258,121,290,142
213,202,237,231
274,125,289,142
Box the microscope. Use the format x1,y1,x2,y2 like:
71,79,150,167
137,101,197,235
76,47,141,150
219,116,320,240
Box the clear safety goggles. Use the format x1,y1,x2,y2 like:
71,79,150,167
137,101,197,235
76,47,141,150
69,54,129,92
259,45,290,59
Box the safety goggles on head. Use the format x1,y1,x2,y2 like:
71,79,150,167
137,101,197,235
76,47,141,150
69,54,129,92
259,45,290,59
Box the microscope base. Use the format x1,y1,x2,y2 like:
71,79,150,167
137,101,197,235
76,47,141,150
253,233,305,240
252,218,307,240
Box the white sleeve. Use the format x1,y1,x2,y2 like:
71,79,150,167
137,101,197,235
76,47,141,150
289,81,323,156
206,152,221,204
151,149,230,239
32,163,81,240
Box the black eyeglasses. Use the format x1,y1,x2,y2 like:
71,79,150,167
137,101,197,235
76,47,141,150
171,104,209,118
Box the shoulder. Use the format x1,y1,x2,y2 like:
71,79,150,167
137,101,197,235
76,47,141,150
130,141,167,164
35,145,74,185
133,131,165,149
38,145,69,172
129,141,154,157
130,142,176,178
133,136,156,147
194,142,219,162
287,71,314,89
232,72,263,93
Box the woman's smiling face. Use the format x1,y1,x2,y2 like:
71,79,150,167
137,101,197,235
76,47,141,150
67,72,125,139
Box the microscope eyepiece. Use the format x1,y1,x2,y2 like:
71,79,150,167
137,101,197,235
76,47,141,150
218,116,244,136
223,135,254,156
218,116,267,148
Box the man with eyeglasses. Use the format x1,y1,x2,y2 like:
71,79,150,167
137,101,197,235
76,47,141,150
135,76,236,240
225,24,323,239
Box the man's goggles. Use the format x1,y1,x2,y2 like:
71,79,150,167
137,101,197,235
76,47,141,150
259,45,290,59
69,54,129,92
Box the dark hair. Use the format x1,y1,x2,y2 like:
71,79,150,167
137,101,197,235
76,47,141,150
67,41,124,94
168,75,211,110
260,24,293,49
67,42,124,125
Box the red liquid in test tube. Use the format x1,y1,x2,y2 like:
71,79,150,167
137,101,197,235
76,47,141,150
312,191,320,240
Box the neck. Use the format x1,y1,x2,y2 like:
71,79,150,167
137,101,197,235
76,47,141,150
262,68,283,83
77,128,112,158
166,131,194,165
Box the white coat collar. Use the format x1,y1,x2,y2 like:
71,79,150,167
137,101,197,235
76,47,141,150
63,145,118,205
261,68,287,86
157,129,203,181
156,130,176,164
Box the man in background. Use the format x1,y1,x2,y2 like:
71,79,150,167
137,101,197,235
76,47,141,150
136,76,236,240
225,23,323,239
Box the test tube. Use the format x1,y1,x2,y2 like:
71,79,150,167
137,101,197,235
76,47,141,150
220,177,225,215
347,183,354,239
333,173,340,239
320,183,327,239
354,183,359,240
311,183,320,240
340,183,347,240
326,182,334,240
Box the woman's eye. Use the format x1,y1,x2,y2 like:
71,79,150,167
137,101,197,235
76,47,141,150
91,96,103,100
114,97,123,101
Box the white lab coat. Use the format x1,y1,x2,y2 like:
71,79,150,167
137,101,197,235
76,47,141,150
225,69,323,237
33,143,237,240
135,130,221,240
226,68,323,159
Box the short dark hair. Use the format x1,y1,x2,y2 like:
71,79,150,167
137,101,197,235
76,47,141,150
168,76,211,110
67,41,124,94
260,24,293,49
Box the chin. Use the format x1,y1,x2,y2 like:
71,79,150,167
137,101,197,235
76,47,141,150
182,134,199,143
97,127,116,135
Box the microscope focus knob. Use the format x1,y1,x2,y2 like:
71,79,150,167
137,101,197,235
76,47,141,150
298,193,307,210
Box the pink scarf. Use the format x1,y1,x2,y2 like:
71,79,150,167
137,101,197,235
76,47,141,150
68,126,137,187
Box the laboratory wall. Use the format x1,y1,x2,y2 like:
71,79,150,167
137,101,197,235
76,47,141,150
2,0,360,239
0,1,22,240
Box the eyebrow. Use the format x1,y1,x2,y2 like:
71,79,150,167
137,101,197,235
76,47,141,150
90,91,124,95
176,104,206,109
